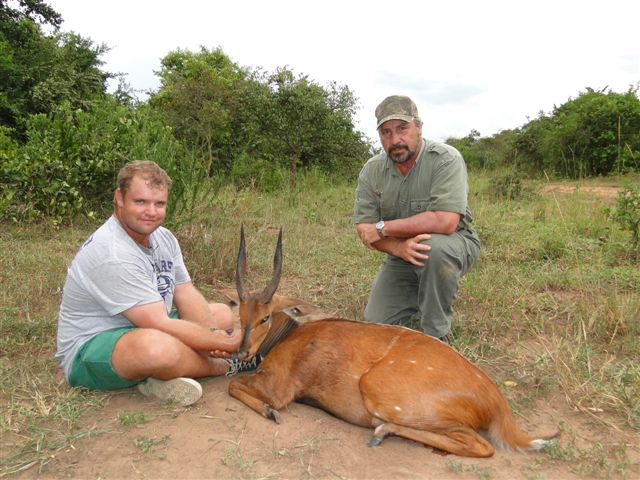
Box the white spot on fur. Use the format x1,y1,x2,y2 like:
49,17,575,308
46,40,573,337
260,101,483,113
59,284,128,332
388,359,395,364
394,406,402,412
409,360,417,364
530,439,548,450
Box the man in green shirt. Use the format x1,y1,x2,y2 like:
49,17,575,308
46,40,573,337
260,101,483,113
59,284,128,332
353,95,481,342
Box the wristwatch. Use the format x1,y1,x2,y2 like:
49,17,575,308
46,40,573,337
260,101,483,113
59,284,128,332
375,220,386,238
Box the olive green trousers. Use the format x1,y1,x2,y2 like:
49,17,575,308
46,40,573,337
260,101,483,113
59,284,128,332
364,229,481,338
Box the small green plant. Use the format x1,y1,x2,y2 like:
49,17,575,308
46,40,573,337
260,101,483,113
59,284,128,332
610,184,640,251
117,411,148,426
134,435,169,454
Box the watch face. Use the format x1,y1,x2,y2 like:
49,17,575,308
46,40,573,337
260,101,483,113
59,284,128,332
376,221,384,231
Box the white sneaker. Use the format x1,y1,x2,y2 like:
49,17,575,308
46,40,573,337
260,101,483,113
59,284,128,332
137,377,203,406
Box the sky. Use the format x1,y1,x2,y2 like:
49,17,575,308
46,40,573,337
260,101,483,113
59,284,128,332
47,0,639,143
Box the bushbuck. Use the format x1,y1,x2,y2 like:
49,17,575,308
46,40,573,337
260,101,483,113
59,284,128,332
228,227,558,457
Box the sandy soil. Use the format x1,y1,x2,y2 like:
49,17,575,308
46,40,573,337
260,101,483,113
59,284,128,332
16,373,639,480
540,184,622,202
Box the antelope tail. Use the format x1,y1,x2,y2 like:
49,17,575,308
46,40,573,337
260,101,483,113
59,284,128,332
488,407,559,452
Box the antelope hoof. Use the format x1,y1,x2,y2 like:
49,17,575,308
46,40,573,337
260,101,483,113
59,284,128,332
368,423,392,447
368,435,383,447
265,405,281,424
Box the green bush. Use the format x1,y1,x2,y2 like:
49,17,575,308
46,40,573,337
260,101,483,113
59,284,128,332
0,98,208,224
450,86,640,179
0,126,23,220
485,170,527,201
515,87,640,178
230,152,289,192
611,184,640,251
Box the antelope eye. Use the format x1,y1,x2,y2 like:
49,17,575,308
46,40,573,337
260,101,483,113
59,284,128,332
260,315,270,324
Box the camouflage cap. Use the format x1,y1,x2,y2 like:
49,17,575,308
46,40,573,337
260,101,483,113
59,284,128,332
375,95,420,129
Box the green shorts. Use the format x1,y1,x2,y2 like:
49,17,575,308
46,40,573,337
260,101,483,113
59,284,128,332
69,326,140,391
69,310,180,391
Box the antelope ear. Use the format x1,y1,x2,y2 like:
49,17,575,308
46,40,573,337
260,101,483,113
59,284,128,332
274,296,331,316
282,306,304,317
280,303,337,323
216,288,240,307
270,294,313,311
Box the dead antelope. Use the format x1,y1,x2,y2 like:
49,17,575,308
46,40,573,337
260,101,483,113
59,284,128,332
228,228,559,458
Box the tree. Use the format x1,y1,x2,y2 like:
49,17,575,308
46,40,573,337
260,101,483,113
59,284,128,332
447,129,521,171
150,49,371,184
0,0,62,28
514,86,640,178
0,0,110,140
250,67,368,180
551,86,640,176
150,47,247,175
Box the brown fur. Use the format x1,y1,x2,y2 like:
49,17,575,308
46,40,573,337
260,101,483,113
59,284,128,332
229,315,558,457
227,228,558,457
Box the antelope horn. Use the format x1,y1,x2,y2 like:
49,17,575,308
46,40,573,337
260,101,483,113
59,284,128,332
235,225,249,302
258,229,283,304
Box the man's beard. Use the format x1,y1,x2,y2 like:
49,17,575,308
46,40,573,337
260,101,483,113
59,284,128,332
387,144,415,164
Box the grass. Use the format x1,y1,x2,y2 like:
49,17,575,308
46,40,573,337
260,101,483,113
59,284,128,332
445,459,494,480
541,422,633,478
134,434,170,455
220,433,258,479
1,171,639,477
118,411,148,427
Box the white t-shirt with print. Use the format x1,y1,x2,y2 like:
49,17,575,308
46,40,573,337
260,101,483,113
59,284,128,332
55,216,190,379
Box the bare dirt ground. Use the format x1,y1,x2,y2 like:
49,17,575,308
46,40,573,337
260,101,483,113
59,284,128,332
540,184,622,203
16,373,639,480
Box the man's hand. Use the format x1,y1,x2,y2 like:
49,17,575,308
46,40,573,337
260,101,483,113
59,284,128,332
393,234,432,266
356,223,432,265
357,223,383,249
208,328,242,357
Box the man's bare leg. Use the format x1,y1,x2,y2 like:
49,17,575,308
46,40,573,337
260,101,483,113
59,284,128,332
112,328,229,380
111,328,230,406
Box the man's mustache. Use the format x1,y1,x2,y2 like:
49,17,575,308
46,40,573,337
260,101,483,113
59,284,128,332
389,143,408,152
